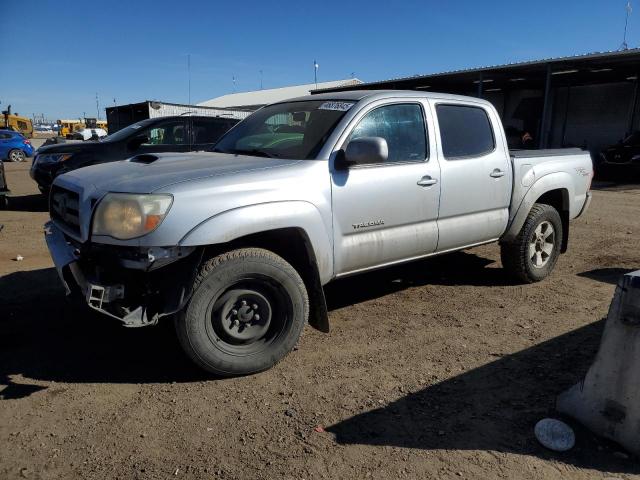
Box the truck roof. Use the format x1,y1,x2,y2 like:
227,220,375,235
285,89,494,106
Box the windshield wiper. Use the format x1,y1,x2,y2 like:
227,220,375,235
213,147,277,158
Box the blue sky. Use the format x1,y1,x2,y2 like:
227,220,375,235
0,0,637,120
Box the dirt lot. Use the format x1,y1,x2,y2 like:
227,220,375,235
0,159,639,479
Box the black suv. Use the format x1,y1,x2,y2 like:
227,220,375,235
599,131,640,175
30,115,239,193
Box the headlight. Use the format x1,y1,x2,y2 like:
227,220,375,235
36,153,74,164
92,193,173,240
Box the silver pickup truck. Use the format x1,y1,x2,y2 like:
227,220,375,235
44,90,593,375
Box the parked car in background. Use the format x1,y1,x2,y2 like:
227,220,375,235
31,115,239,193
35,125,54,133
44,91,593,376
71,128,108,141
599,131,640,175
0,129,35,162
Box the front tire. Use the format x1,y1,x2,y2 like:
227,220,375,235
501,203,563,283
8,149,26,162
176,248,309,376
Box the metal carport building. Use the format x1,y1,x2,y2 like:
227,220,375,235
315,49,640,155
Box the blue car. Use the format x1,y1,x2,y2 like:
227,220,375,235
0,129,35,162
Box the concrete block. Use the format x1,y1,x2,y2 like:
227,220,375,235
557,269,640,455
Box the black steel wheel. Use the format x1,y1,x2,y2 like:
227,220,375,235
176,248,308,376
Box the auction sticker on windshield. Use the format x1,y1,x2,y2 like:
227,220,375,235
318,101,354,111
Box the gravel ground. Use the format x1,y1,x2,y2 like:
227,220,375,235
0,160,639,479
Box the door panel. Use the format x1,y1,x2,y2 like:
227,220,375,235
331,101,440,275
432,101,511,251
332,163,440,274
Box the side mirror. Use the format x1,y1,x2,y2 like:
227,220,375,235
128,134,149,150
341,136,388,167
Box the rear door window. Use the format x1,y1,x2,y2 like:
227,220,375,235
143,120,186,145
436,104,495,159
191,118,236,145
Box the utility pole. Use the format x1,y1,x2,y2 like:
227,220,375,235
621,1,633,50
187,54,191,105
95,93,100,119
314,60,319,90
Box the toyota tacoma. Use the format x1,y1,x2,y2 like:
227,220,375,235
44,91,593,375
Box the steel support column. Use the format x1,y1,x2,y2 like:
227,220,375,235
627,74,639,136
560,82,572,147
539,64,552,149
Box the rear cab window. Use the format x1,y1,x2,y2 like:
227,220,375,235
435,104,495,159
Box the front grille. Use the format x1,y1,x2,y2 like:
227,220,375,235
50,185,81,237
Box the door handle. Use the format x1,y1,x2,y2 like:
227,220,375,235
417,176,438,186
490,168,505,178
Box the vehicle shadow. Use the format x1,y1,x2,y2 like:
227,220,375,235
326,319,638,473
1,251,512,399
325,251,509,311
3,193,48,212
0,268,207,400
577,267,637,285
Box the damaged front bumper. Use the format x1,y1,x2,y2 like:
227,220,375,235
44,221,200,327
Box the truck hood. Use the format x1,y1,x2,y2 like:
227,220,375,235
58,151,302,194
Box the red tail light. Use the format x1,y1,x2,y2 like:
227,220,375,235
23,139,31,145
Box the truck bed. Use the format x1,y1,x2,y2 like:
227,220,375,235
511,148,586,159
504,147,593,242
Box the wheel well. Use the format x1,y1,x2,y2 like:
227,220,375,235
202,228,330,332
535,189,570,253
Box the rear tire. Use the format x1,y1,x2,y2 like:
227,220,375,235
8,149,26,162
500,203,563,283
176,248,308,376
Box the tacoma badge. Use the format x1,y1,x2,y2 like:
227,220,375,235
352,220,385,230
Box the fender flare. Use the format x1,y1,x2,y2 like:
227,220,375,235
501,172,573,242
178,200,334,284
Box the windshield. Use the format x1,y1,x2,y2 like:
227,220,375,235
103,119,156,142
213,100,355,159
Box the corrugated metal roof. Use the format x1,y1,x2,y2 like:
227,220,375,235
197,79,363,108
313,48,640,91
